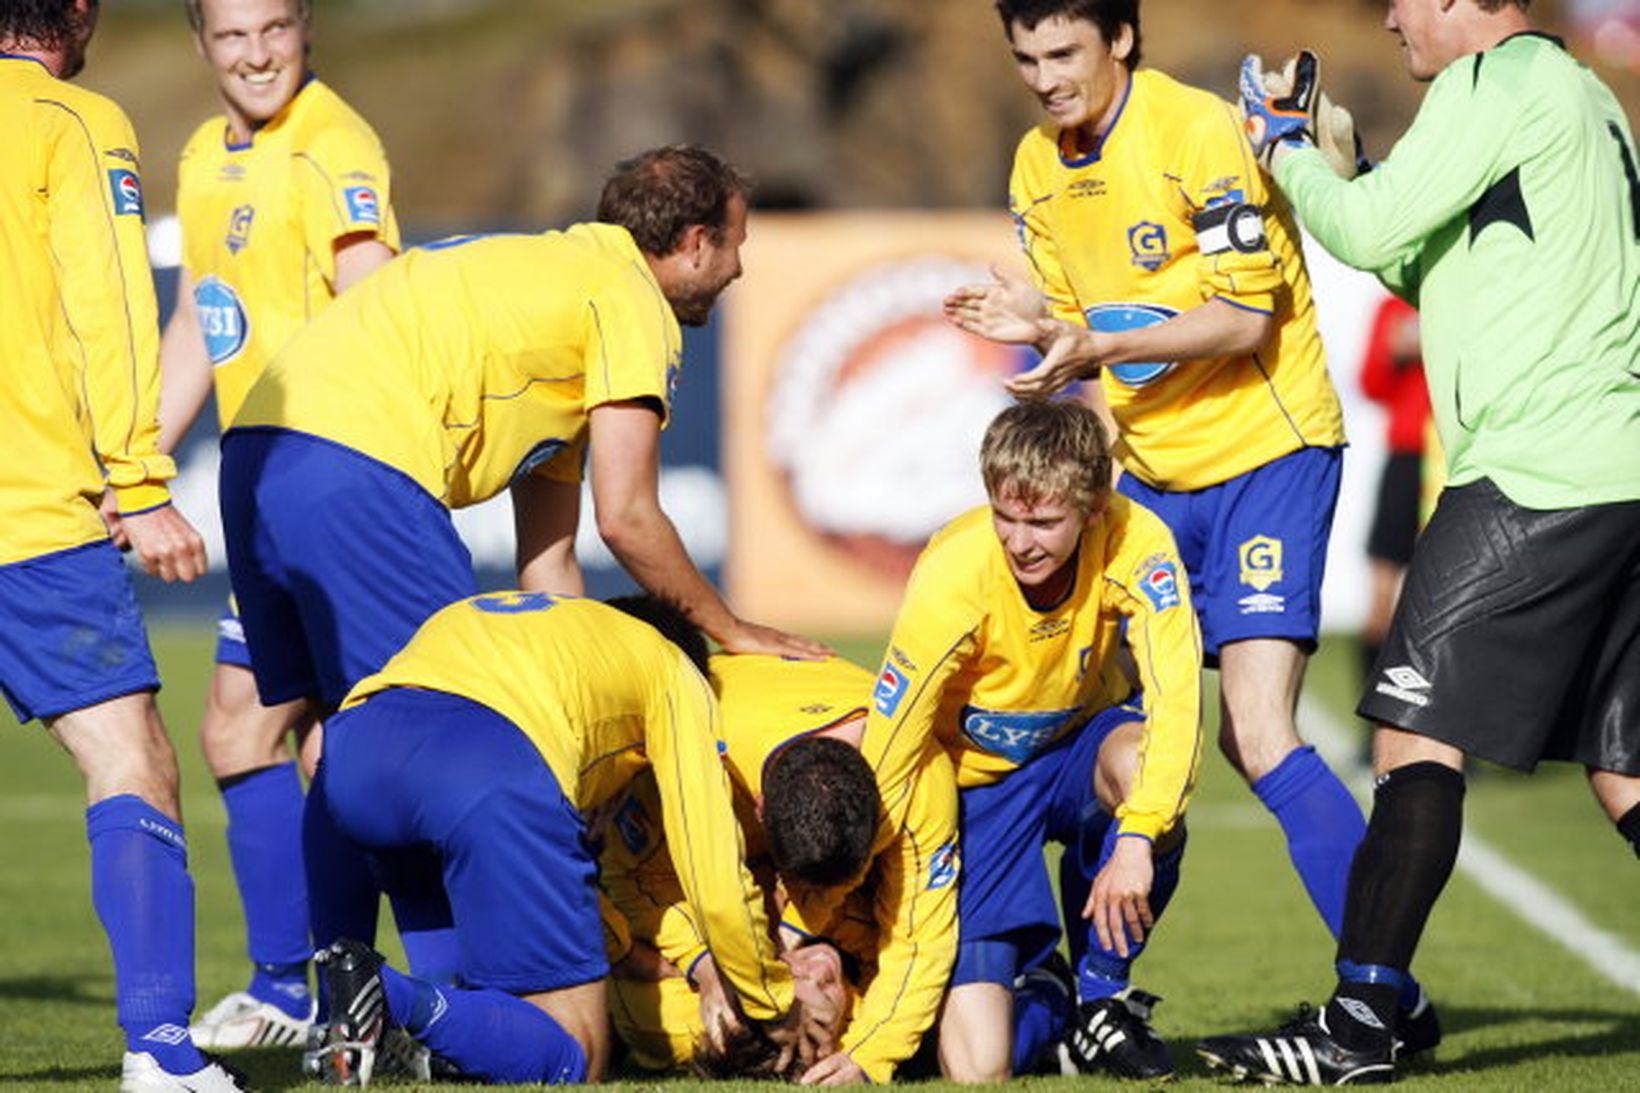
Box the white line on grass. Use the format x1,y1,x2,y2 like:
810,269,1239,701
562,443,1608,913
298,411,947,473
1298,695,1640,999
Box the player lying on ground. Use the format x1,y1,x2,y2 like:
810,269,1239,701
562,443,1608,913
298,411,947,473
305,594,836,1086
603,652,953,1084
858,399,1203,1081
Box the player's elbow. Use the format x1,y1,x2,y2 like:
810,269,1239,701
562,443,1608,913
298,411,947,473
1221,303,1276,357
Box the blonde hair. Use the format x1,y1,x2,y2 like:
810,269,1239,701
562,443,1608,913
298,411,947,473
980,400,1112,515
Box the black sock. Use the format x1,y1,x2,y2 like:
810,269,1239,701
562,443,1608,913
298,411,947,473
1619,803,1640,860
1327,982,1400,1052
1338,762,1465,977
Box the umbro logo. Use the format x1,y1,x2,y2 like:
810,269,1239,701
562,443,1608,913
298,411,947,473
141,1023,190,1045
1375,665,1432,708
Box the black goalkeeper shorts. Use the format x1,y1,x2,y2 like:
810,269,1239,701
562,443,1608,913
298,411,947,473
1357,478,1640,774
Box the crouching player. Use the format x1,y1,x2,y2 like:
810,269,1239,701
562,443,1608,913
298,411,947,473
604,652,958,1084
861,399,1203,1081
305,594,833,1085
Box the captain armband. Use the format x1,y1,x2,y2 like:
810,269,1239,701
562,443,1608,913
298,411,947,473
1192,201,1269,257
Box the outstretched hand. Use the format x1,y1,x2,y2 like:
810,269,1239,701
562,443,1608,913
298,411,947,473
944,265,1050,346
719,619,834,660
1082,835,1155,959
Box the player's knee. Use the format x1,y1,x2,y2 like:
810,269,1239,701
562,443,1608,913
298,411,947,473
1095,722,1144,810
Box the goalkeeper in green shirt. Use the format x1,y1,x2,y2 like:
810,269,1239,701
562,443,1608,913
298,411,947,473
1201,0,1640,1084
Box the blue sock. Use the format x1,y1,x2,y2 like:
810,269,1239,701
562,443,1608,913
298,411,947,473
221,763,312,1017
377,962,586,1084
1076,825,1185,1002
303,771,381,1021
1059,804,1113,971
1252,745,1366,938
88,795,205,1075
1011,968,1072,1074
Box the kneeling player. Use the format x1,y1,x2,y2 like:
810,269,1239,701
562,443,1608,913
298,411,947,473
860,400,1203,1081
306,594,832,1085
606,652,956,1084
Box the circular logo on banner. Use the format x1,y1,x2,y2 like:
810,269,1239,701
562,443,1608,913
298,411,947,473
1083,302,1179,387
193,276,250,366
764,257,1026,580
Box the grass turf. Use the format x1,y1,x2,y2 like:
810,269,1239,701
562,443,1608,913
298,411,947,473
1,625,1635,1090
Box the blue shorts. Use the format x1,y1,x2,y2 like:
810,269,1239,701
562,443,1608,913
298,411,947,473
951,702,1142,986
320,688,607,993
214,599,253,669
0,541,159,723
1119,446,1341,663
219,428,478,709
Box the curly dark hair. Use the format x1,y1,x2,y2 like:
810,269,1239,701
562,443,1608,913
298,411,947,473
762,737,880,888
605,594,710,676
0,0,97,52
994,0,1142,71
690,1023,802,1082
596,144,751,257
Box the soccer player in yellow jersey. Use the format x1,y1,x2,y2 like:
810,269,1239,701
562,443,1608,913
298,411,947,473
602,653,957,1084
946,0,1400,1032
304,595,835,1085
859,400,1202,1081
219,144,822,721
158,0,401,1050
0,3,237,1090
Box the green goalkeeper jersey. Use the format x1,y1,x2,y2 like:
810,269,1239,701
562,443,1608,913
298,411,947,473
1277,33,1640,510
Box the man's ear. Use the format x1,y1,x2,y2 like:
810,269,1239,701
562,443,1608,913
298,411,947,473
676,222,710,268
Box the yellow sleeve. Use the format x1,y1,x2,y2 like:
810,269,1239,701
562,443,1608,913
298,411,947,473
1010,139,1083,325
858,536,983,844
46,99,173,513
1182,100,1284,314
293,123,398,285
582,263,677,425
1105,527,1204,840
646,659,793,1022
840,751,959,1083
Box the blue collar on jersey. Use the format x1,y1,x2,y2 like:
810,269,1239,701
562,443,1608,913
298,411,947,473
1058,68,1134,170
224,69,318,152
0,51,51,72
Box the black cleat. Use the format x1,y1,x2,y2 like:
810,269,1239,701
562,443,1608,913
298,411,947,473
315,941,390,1086
1395,989,1441,1059
1065,987,1174,1080
1197,1004,1394,1085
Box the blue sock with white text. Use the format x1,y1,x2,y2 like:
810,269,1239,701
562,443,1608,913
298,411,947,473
221,762,313,1017
89,795,206,1075
1076,823,1184,1002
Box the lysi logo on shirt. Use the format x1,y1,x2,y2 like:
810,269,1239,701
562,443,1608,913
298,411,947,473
343,185,381,224
108,169,144,217
958,705,1078,765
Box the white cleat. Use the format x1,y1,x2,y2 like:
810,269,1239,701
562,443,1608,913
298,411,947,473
119,1052,249,1092
190,990,314,1049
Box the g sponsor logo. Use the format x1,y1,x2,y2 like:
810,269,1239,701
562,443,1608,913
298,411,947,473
613,796,654,855
1127,220,1170,271
1238,535,1284,592
226,204,255,254
1084,303,1179,387
194,276,249,365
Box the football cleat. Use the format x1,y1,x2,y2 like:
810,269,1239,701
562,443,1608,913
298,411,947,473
189,990,314,1049
1197,1004,1394,1085
314,940,391,1086
1396,989,1442,1059
1064,987,1174,1080
119,1052,249,1092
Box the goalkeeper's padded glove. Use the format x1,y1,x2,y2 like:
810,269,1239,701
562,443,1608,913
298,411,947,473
1239,50,1321,171
1316,92,1373,179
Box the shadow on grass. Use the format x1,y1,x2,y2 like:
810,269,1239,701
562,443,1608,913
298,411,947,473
0,974,111,1008
1169,1002,1640,1080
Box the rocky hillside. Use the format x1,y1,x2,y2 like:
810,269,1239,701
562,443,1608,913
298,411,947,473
87,0,1632,228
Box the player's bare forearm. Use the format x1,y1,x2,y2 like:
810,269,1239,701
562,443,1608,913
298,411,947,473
157,274,212,454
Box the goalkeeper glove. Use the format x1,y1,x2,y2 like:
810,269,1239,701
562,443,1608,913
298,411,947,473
1239,50,1321,171
1315,92,1373,179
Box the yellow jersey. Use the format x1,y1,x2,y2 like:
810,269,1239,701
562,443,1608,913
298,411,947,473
230,224,681,508
860,495,1203,842
600,653,957,1082
1011,68,1344,491
177,78,398,427
342,592,791,1022
0,56,174,565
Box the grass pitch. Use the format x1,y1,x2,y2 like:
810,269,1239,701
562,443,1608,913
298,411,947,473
1,624,1635,1091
